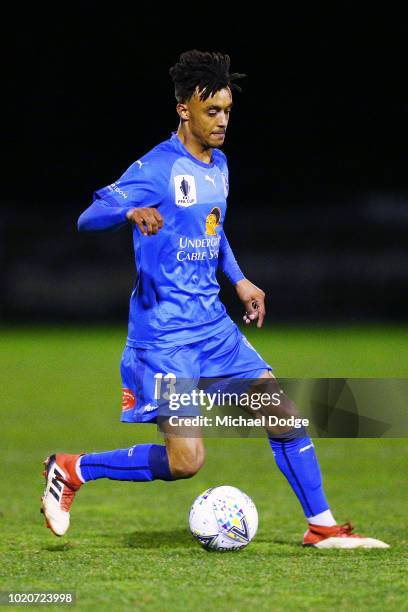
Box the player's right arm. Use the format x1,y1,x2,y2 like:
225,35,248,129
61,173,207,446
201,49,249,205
78,157,167,234
77,199,163,235
77,198,132,232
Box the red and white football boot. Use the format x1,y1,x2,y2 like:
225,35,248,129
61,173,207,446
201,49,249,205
41,454,83,536
303,521,389,548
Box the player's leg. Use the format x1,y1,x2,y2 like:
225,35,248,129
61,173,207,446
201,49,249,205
41,442,173,537
246,370,337,529
202,330,334,526
200,326,389,548
239,371,387,547
41,423,204,537
160,418,205,479
253,375,387,546
71,418,204,483
41,344,203,536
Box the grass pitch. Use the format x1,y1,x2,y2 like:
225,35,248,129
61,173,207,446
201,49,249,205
0,325,407,610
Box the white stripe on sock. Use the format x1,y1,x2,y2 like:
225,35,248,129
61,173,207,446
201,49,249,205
299,443,314,453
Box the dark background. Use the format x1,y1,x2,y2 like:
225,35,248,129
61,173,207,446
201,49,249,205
3,8,408,323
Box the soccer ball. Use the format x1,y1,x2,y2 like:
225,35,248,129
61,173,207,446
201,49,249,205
189,485,258,551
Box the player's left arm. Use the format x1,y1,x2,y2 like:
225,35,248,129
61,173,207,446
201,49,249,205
219,232,266,328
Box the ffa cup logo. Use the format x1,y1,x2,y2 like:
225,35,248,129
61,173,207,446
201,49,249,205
205,207,221,235
174,175,197,206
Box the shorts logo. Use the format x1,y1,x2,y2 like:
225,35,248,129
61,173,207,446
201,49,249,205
174,175,197,206
142,403,158,413
122,388,136,411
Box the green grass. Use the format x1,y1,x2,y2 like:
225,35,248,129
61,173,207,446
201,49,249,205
0,325,407,610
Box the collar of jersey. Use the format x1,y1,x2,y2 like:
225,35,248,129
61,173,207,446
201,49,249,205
170,132,215,169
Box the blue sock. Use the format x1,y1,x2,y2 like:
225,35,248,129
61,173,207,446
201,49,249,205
79,444,173,482
268,429,329,519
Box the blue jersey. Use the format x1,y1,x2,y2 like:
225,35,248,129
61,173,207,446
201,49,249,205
79,132,244,347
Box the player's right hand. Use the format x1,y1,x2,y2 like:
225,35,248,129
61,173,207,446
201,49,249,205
126,207,164,236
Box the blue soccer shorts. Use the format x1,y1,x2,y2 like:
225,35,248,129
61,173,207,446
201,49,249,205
120,323,272,423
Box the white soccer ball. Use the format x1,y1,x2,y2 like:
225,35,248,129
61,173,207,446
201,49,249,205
189,485,258,551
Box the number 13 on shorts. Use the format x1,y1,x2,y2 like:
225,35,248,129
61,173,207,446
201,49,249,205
153,373,177,400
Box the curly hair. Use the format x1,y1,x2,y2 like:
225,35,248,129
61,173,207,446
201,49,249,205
169,50,246,102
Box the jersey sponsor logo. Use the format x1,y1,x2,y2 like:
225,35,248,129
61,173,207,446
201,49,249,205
176,235,221,261
179,236,221,248
205,207,221,235
176,209,222,261
174,175,197,206
108,182,128,199
122,388,136,411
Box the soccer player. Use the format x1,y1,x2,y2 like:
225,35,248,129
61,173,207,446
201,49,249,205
41,50,388,549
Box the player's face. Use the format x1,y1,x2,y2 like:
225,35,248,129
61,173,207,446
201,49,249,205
185,87,233,148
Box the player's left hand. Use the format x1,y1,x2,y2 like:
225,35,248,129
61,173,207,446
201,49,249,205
235,279,266,328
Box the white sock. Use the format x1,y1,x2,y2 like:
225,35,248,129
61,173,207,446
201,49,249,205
307,509,336,527
75,457,85,484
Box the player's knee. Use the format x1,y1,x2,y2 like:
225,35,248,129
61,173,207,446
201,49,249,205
168,444,205,479
247,374,301,435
